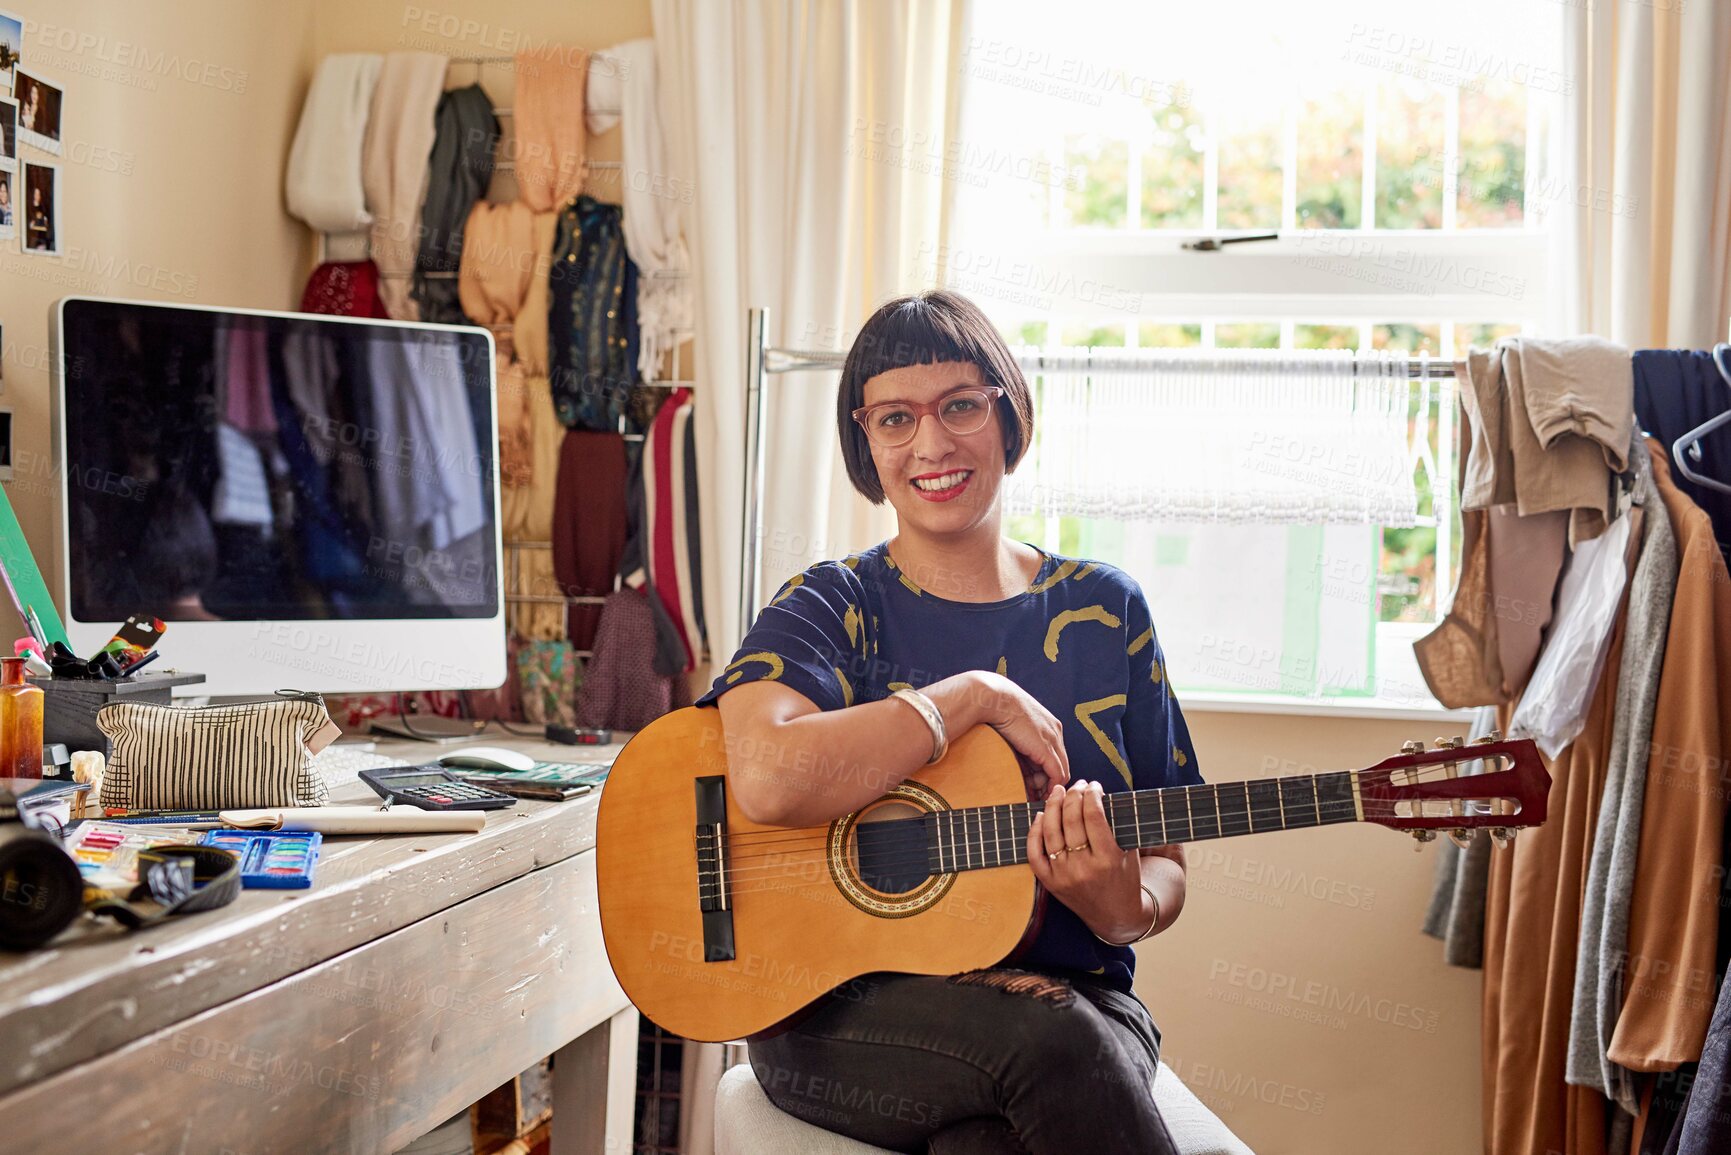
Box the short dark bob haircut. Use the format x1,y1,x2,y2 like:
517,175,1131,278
835,290,1036,505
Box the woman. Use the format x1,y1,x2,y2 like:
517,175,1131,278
694,290,1201,1154
25,182,49,251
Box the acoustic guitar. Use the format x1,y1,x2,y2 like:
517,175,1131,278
595,706,1549,1042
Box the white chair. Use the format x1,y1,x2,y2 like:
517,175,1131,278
714,1059,1256,1155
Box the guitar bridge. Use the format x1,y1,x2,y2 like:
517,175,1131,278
693,775,736,962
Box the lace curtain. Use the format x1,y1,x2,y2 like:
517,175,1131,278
1003,348,1424,526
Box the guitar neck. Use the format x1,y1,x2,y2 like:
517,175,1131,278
930,772,1363,874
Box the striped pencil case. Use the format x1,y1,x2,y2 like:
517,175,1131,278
96,691,339,811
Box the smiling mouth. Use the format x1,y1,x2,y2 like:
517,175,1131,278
910,470,973,493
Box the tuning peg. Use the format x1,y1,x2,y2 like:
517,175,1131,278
1410,829,1437,851
1433,735,1466,750
1447,828,1474,849
1401,740,1425,755
1474,730,1501,745
1489,827,1516,848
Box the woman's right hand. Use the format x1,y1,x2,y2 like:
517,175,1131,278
932,670,1071,801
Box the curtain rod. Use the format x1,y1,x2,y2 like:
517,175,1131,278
762,347,1462,377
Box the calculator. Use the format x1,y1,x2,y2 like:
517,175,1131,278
357,765,519,811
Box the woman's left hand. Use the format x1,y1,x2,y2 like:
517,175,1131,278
1027,780,1150,943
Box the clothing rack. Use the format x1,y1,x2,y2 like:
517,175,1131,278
739,305,1463,636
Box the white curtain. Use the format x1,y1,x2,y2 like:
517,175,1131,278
1542,0,1731,344
1005,349,1422,526
652,0,960,667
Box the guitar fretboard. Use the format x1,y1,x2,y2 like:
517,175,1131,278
926,772,1361,874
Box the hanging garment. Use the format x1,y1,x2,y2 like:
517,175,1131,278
1568,443,1680,1111
286,54,383,233
513,46,589,212
501,211,565,643
362,51,447,320
222,324,277,436
1416,393,1566,707
1507,503,1638,757
1460,338,1634,545
1604,441,1731,1084
549,196,641,431
617,387,705,674
459,200,537,488
1668,964,1731,1154
1632,349,1731,569
574,588,678,731
1420,705,1500,968
551,430,629,650
586,39,692,381
300,260,392,318
413,84,498,325
516,639,581,727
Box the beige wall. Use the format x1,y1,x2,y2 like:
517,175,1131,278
1143,708,1482,1155
0,1,318,625
1,5,1481,1153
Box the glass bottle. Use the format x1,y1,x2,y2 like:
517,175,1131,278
0,657,44,779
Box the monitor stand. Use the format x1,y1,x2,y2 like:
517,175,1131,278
368,716,489,744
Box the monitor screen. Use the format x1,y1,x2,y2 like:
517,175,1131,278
59,298,500,625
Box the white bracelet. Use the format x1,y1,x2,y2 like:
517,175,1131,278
890,687,948,765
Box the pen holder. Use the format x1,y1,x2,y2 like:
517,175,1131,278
26,671,206,764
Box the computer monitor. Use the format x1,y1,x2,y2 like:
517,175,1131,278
51,297,506,696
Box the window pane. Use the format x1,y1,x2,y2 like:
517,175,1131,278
1458,80,1527,227
1138,323,1202,347
1006,320,1049,346
1380,524,1437,622
1215,322,1281,348
1375,78,1445,229
1218,107,1283,230
1140,94,1204,229
1296,86,1362,229
1060,322,1126,347
1062,134,1128,228
1453,322,1520,352
1294,323,1359,350
1372,323,1441,355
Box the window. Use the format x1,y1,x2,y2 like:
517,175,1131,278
948,0,1556,709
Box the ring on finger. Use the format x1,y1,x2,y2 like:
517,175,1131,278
1048,847,1066,860
1066,843,1089,854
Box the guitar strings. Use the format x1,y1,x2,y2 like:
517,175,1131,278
704,801,1446,887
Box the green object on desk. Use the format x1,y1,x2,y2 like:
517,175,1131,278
0,481,67,647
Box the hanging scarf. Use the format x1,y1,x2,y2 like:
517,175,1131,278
549,195,640,431
513,46,589,212
285,54,382,233
300,260,391,318
414,84,498,324
458,200,537,488
586,39,691,381
362,51,447,319
502,210,565,642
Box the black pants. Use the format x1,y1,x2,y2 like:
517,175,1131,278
746,968,1180,1155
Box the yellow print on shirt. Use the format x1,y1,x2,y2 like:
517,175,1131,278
1075,694,1132,788
1043,605,1122,661
723,652,786,685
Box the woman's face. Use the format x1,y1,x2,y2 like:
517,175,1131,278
860,360,1006,537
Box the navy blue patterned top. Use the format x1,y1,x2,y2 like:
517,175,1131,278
696,540,1203,991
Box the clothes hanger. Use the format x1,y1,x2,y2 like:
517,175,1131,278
1671,343,1731,495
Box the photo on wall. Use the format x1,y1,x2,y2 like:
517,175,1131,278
14,68,61,156
0,97,14,171
0,11,19,94
0,168,15,243
22,160,57,255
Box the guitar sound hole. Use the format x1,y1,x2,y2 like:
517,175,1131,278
852,802,933,895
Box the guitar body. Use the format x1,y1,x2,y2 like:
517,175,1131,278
596,706,1039,1042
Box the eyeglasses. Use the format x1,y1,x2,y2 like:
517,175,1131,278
852,386,1004,448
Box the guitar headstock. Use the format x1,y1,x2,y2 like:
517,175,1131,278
1355,732,1549,849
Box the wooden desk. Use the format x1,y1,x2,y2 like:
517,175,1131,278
0,735,639,1154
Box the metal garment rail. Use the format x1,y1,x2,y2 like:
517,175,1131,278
739,305,1463,636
